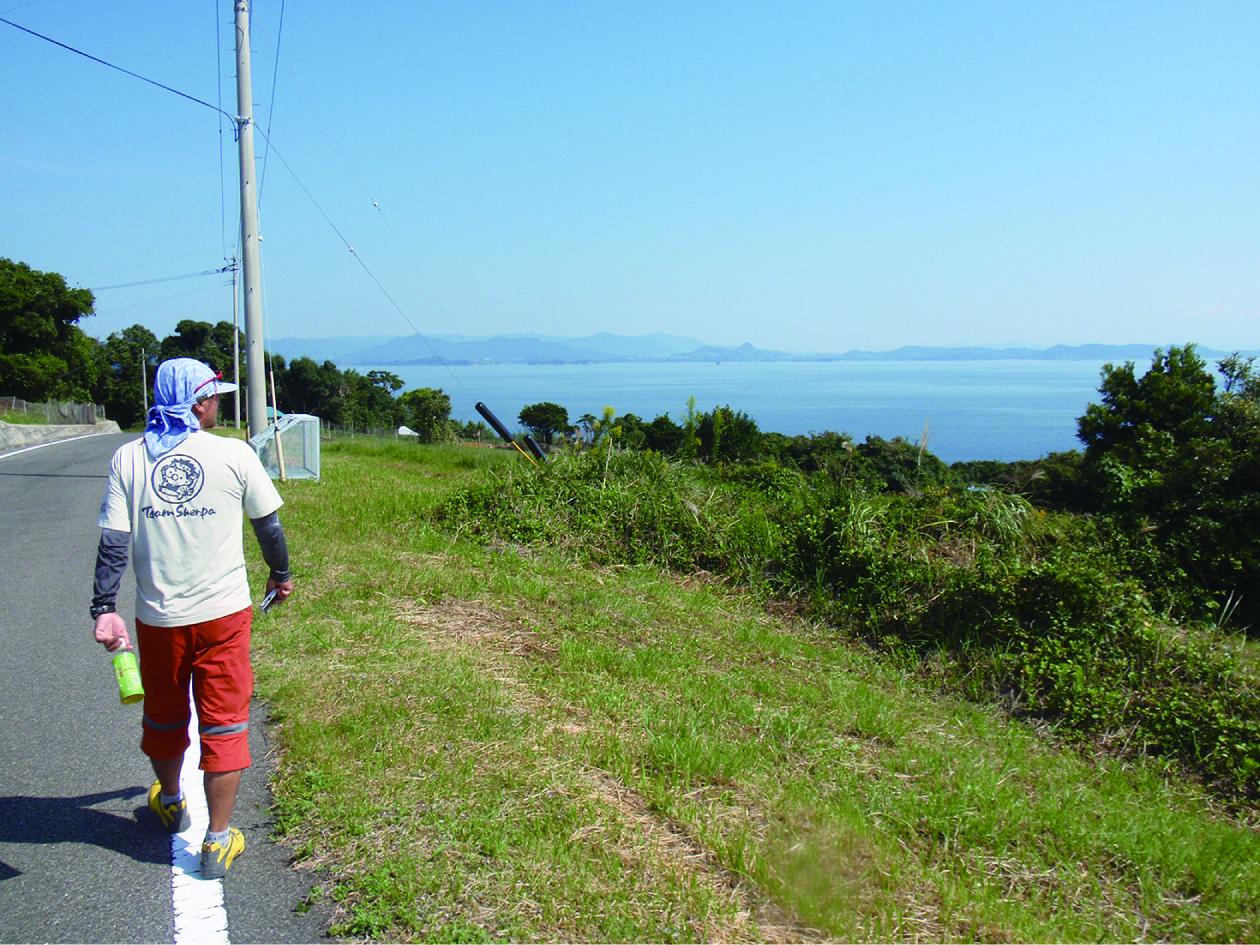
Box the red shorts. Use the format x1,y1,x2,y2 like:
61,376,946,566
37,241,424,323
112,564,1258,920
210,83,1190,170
136,606,253,772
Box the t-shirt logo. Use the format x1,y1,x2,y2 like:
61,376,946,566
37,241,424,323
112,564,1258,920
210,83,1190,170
151,454,205,504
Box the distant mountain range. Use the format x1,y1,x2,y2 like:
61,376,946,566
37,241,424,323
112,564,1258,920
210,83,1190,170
832,343,1256,361
267,334,1252,367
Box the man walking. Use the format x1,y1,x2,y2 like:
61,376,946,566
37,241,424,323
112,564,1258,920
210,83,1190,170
90,358,294,878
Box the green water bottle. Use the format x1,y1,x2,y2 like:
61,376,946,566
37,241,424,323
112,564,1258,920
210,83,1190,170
112,648,144,705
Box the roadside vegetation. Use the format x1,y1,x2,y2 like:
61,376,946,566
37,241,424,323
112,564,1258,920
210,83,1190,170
442,345,1260,800
437,448,1257,799
251,428,1259,942
0,408,44,425
13,256,1257,938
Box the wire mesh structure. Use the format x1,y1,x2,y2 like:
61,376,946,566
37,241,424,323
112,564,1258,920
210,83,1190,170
0,396,104,424
248,413,320,480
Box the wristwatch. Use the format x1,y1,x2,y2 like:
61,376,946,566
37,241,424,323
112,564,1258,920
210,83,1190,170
89,602,116,620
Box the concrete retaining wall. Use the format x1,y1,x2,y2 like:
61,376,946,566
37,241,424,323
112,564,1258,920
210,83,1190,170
0,420,122,453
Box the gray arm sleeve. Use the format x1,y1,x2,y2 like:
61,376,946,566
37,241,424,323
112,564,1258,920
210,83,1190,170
250,511,291,583
93,528,130,609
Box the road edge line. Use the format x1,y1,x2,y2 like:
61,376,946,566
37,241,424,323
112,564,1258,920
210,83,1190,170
171,707,231,944
0,432,115,461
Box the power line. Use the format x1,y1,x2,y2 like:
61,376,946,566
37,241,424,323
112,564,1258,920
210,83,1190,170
252,125,477,403
0,0,46,16
83,249,222,281
0,15,234,120
92,265,234,292
3,13,239,308
90,280,235,324
256,0,290,418
4,7,475,406
258,0,286,206
281,62,469,344
215,2,229,262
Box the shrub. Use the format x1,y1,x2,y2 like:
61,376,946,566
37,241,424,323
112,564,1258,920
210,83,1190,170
855,435,953,494
952,451,1086,510
1077,346,1260,629
643,414,684,454
437,449,1260,797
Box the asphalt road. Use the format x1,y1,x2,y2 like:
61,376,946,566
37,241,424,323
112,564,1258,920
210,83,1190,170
0,433,331,943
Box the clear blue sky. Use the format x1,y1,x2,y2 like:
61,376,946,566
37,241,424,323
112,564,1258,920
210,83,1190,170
2,1,1257,352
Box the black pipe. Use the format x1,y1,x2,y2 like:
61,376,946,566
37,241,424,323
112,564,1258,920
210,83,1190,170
475,401,514,444
476,401,541,466
523,434,546,461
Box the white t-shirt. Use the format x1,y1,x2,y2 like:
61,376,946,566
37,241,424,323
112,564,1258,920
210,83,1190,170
98,431,283,627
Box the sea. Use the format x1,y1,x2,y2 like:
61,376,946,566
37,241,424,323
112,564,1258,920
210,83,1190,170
358,360,1115,464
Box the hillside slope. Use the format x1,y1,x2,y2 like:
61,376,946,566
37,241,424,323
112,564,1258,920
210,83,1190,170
251,440,1258,943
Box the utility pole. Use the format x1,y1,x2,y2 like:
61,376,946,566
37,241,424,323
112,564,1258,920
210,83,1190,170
141,349,148,415
234,0,267,440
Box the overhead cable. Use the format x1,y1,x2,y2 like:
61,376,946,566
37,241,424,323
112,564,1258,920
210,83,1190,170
0,15,234,121
85,249,222,280
91,280,234,323
258,0,286,205
282,62,468,342
215,2,229,262
92,265,234,292
252,126,477,401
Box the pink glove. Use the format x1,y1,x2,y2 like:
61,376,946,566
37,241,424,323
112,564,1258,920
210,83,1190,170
94,612,131,652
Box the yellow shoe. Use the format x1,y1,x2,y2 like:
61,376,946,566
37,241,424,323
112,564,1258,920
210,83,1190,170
147,781,190,834
200,828,245,879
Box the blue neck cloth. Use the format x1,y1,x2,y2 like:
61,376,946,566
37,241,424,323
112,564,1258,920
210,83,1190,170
143,402,199,460
143,359,213,460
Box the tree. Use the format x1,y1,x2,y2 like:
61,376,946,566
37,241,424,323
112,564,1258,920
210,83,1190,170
615,412,647,450
588,406,620,446
338,369,403,432
773,431,856,474
94,324,159,427
453,419,492,441
158,319,241,373
1077,345,1260,628
1078,345,1219,520
951,451,1085,510
0,258,99,400
644,413,683,454
399,387,452,442
278,357,343,416
1078,346,1216,474
158,319,245,420
679,396,700,462
1220,353,1260,398
519,401,569,445
697,405,761,464
855,435,951,494
366,370,403,395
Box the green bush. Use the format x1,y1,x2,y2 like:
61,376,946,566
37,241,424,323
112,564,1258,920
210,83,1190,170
437,449,1259,797
952,450,1087,510
1077,346,1260,629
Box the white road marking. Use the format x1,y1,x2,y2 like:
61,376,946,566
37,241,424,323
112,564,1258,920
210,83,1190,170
170,706,231,944
0,431,114,461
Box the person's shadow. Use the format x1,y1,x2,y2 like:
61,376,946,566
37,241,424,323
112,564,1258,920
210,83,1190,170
0,786,168,879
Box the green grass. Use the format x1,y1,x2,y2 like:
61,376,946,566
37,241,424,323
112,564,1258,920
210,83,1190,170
435,450,1259,797
0,409,46,425
250,438,1260,942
